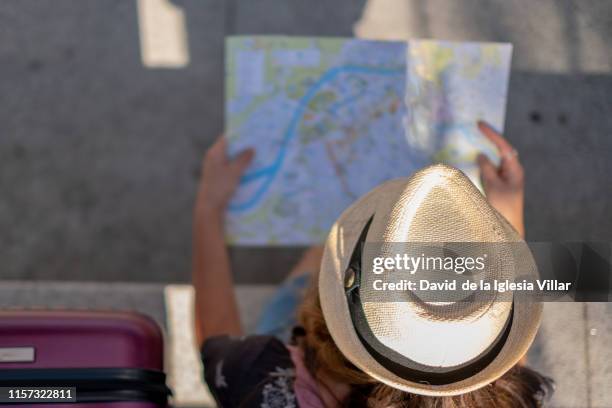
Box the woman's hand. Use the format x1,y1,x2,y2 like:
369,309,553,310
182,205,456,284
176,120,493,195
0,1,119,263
476,121,525,237
196,136,254,218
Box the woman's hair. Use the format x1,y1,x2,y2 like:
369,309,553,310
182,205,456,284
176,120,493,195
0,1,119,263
297,282,553,408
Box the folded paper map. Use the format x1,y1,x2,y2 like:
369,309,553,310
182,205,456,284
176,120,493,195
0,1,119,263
225,36,512,245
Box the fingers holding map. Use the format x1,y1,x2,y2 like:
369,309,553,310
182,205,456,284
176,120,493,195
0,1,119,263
224,36,512,245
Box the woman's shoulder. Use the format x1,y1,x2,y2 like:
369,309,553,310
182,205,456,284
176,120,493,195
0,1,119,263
201,334,298,408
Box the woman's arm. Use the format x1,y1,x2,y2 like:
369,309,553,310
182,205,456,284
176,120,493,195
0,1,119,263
476,121,526,237
193,137,254,348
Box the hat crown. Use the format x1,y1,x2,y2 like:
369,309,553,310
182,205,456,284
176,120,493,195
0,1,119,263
361,165,515,368
376,164,516,244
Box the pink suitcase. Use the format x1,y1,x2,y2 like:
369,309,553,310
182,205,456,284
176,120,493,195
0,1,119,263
0,310,171,407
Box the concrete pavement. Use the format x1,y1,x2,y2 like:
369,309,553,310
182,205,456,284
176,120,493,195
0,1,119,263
0,0,610,283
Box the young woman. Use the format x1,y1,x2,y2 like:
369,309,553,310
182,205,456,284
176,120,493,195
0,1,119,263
192,121,553,407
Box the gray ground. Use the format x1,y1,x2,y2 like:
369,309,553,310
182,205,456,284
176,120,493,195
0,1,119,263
0,2,610,406
0,0,610,283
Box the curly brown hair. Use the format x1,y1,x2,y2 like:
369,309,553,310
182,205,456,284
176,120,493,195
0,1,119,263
297,282,553,408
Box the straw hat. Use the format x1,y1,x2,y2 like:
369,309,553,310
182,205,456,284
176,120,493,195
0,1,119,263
319,164,541,396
